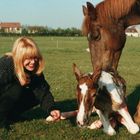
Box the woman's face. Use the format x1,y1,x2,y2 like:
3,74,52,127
23,57,38,71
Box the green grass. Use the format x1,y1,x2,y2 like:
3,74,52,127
0,36,140,140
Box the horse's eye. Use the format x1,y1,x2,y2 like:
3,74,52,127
87,31,101,41
94,31,101,41
87,33,93,41
91,93,96,97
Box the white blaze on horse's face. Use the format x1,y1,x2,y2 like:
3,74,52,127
75,73,98,127
77,83,88,126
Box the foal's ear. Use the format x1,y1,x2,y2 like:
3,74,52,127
92,68,102,84
73,63,82,81
86,2,97,20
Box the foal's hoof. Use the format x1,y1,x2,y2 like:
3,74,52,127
87,120,102,129
128,123,139,134
103,127,116,136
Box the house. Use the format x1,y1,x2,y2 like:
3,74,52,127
27,26,45,34
0,22,22,34
125,26,140,37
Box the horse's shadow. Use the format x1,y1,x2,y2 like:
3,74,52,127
20,98,78,125
12,85,140,125
126,84,140,116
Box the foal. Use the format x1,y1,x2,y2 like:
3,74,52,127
73,64,139,135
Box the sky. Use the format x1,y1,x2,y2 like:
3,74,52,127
0,0,102,29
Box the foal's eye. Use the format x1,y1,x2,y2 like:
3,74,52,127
91,93,96,97
93,94,96,97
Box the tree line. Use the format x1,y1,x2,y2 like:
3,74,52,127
0,26,82,36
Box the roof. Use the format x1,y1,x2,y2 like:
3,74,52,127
125,27,138,33
0,22,21,28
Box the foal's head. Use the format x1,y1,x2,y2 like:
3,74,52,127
73,63,101,126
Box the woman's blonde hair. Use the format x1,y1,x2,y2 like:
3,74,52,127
7,37,45,85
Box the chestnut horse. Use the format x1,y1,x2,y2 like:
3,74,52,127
82,0,140,72
73,63,139,135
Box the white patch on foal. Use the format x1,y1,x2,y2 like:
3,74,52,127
118,107,139,134
97,71,139,134
99,71,123,104
77,83,88,125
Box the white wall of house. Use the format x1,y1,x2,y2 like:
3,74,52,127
125,32,139,37
135,26,140,36
125,25,140,37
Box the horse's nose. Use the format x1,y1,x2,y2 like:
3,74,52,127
77,121,84,127
77,119,88,127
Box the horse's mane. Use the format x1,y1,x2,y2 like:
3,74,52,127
82,0,138,35
96,0,137,24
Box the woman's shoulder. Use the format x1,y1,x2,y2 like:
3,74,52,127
0,55,14,70
0,55,12,61
0,55,16,86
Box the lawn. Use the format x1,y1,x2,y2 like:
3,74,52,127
0,36,140,140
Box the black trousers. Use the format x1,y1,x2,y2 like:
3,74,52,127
0,84,39,128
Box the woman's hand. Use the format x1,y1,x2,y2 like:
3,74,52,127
46,110,77,122
50,110,61,121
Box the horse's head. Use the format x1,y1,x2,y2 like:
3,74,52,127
73,63,101,127
82,1,140,71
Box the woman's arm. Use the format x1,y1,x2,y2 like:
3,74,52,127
29,74,57,115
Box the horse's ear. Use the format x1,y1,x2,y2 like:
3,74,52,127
92,68,102,84
82,5,88,16
86,2,97,20
73,63,82,81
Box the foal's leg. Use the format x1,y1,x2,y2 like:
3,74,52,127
87,116,116,130
87,119,102,129
96,109,116,136
117,106,139,134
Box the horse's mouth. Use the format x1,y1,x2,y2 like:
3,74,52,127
77,123,88,128
78,124,87,128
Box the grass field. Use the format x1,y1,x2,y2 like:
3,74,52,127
0,36,140,140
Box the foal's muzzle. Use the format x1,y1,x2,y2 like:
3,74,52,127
76,115,89,127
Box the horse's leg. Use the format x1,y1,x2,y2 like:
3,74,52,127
87,119,102,129
96,109,116,136
87,117,116,130
87,106,102,129
117,105,139,134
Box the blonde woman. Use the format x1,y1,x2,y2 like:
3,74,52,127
0,37,60,128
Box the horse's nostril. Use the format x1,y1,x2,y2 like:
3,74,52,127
77,121,79,125
77,121,81,126
84,119,87,123
84,119,89,125
77,121,84,127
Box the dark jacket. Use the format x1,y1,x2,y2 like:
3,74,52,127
0,55,55,119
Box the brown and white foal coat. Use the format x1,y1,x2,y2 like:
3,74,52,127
73,64,139,135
